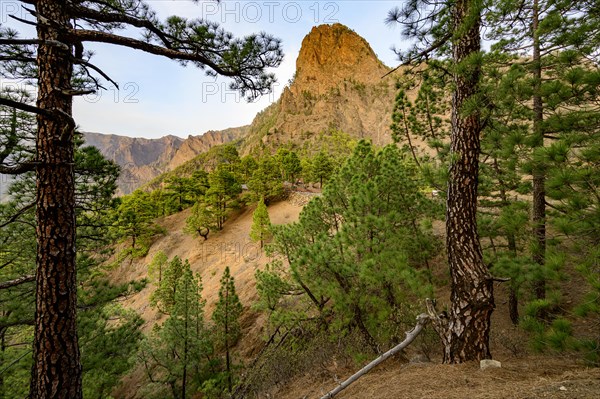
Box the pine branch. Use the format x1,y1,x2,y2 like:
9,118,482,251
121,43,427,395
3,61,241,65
0,161,36,175
73,57,120,89
0,202,35,229
0,97,52,117
67,4,174,49
382,32,452,78
8,14,38,27
70,29,233,76
0,56,37,63
69,28,281,99
0,274,35,290
0,38,69,51
0,318,34,329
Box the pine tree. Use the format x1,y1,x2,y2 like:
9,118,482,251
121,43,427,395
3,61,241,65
250,198,272,248
148,251,168,284
388,0,494,362
390,65,451,174
311,151,334,188
114,190,163,258
276,148,302,183
485,0,600,304
0,104,140,397
259,141,438,350
212,267,243,394
247,155,284,203
79,304,143,399
151,256,185,314
1,1,281,395
206,166,242,230
142,262,210,399
185,202,217,241
388,0,600,356
164,176,194,212
238,155,259,183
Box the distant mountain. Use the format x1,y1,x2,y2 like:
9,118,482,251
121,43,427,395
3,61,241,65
166,127,248,170
86,23,407,194
83,133,184,195
83,127,246,194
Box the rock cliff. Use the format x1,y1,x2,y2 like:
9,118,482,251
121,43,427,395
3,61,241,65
84,127,245,194
239,23,400,153
84,23,406,192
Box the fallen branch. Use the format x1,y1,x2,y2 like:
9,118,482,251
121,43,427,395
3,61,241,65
319,313,430,399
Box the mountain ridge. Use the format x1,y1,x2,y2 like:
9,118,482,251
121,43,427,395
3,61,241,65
86,23,404,192
83,126,247,194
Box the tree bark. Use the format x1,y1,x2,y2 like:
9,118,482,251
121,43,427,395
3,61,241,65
225,296,232,393
531,0,546,302
509,288,520,325
443,0,494,363
30,1,83,398
507,219,520,325
182,281,188,399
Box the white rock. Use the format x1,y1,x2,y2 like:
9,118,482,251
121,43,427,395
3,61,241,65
559,386,567,391
480,359,502,370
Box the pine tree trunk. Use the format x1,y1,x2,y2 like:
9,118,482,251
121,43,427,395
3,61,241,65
531,0,547,302
401,103,421,168
443,0,494,363
495,158,520,325
0,324,6,391
507,229,520,325
508,288,520,325
182,285,188,399
225,301,232,393
30,1,83,398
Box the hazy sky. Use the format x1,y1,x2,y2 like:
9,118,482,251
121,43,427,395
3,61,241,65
3,1,411,139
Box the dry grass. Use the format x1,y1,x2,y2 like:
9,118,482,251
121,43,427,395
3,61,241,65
275,356,599,399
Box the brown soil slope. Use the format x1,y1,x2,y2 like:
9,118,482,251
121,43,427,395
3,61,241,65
111,197,305,333
279,357,599,399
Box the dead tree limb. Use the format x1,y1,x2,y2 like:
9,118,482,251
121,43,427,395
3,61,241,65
319,313,430,399
232,325,286,399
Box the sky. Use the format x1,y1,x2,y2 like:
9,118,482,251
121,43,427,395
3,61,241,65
2,1,411,139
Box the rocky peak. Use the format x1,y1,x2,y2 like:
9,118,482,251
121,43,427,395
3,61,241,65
292,23,389,96
238,23,400,153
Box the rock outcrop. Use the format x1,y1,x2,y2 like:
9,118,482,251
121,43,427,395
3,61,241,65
239,23,401,153
167,126,247,170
